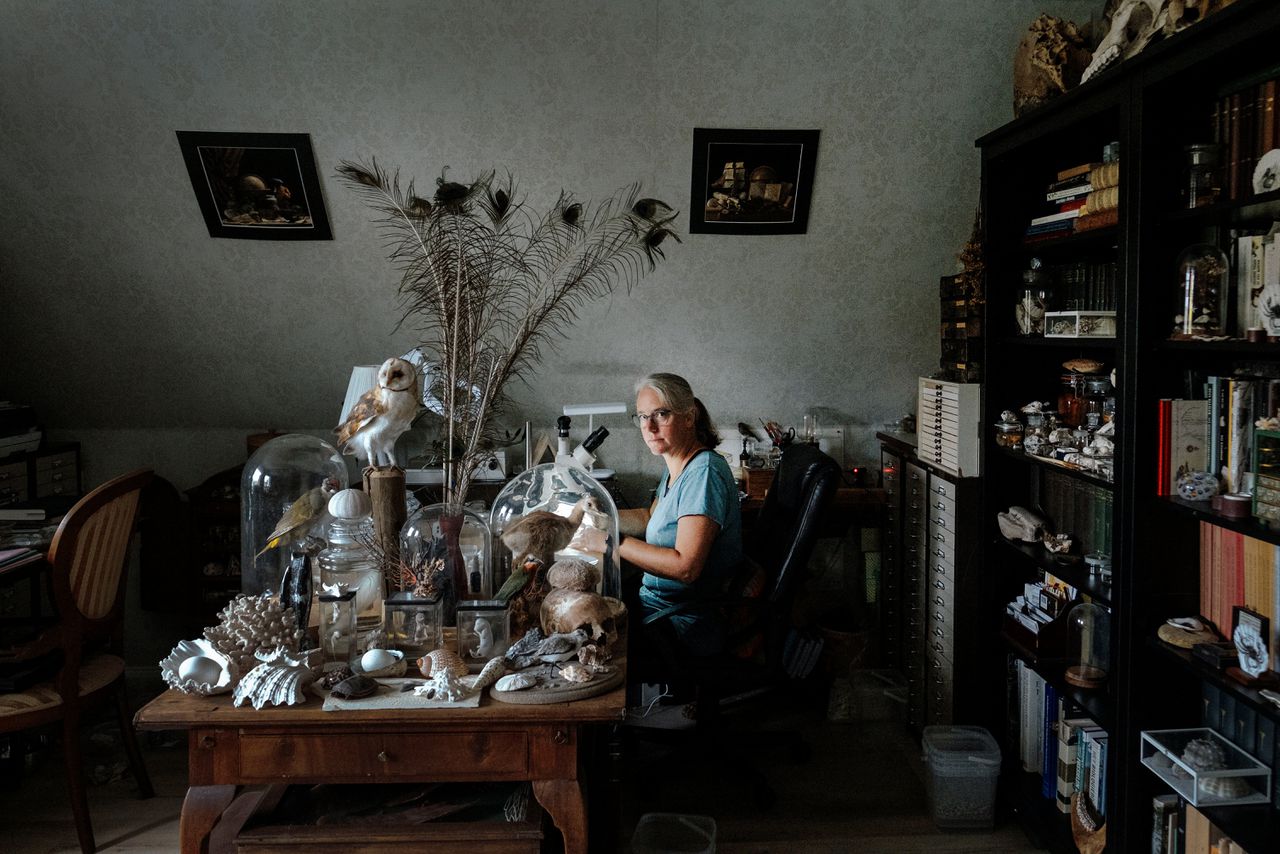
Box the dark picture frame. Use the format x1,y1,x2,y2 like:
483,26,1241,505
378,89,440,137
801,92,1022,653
176,131,332,240
689,128,819,235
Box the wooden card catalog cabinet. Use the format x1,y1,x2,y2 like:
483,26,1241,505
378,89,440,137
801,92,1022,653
916,378,980,478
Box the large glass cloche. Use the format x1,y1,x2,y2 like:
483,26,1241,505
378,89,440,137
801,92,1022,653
241,433,348,595
490,460,620,599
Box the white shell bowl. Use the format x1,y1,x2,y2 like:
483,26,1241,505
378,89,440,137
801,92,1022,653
159,639,237,695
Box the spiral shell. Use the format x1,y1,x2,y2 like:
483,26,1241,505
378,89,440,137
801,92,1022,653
204,593,299,675
232,646,315,709
469,657,508,694
159,639,237,695
417,648,468,679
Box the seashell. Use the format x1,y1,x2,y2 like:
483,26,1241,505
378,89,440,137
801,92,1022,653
558,662,595,683
469,656,508,694
160,639,237,695
328,488,372,521
1062,358,1104,374
357,647,406,678
413,668,467,702
232,646,315,709
577,644,610,668
494,672,538,692
417,648,468,679
546,558,600,592
203,593,299,676
329,673,379,699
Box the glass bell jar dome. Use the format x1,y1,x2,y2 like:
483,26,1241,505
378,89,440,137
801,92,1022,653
490,460,620,599
1173,243,1229,338
1064,601,1110,689
400,502,492,623
241,433,348,596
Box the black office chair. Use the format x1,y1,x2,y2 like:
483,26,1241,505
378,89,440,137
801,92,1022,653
626,442,841,806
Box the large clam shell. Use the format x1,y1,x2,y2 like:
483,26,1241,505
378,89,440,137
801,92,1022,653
232,646,316,709
159,639,237,695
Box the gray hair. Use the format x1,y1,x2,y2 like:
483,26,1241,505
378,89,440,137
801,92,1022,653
634,372,720,448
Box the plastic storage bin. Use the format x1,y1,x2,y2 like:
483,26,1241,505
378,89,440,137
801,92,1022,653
630,812,716,854
922,725,1001,829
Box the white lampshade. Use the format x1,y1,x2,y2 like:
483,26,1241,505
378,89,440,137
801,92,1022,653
340,365,381,425
562,402,628,417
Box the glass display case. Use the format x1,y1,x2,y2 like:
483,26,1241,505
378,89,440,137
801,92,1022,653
240,433,348,595
400,502,492,623
490,460,620,599
383,590,443,656
1172,243,1229,338
318,586,357,666
456,599,512,671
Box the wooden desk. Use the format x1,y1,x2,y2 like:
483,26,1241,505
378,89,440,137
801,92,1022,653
135,682,626,854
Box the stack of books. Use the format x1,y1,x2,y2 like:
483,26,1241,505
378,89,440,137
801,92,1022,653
1025,162,1096,243
1075,161,1121,233
1012,658,1106,817
1198,521,1280,665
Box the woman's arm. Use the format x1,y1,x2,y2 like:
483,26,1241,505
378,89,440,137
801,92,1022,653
617,506,651,538
618,514,719,585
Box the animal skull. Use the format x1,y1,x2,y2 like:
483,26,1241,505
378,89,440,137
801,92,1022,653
1012,14,1092,117
540,589,626,654
1082,0,1170,83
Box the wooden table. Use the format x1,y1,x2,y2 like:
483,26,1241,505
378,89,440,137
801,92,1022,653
135,681,626,854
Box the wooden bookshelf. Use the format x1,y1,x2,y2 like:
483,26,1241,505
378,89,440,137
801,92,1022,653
977,2,1280,847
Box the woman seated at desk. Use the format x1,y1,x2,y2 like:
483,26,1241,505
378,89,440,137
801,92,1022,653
617,372,742,660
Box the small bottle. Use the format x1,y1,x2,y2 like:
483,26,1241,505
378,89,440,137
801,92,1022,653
1183,143,1222,209
1058,374,1086,428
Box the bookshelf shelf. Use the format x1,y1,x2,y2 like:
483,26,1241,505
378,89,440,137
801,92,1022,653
1149,637,1280,724
999,538,1112,606
1157,495,1280,548
993,445,1115,490
979,4,1280,846
1002,632,1111,726
995,335,1117,352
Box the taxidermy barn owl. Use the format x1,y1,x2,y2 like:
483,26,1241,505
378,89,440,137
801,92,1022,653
334,356,419,468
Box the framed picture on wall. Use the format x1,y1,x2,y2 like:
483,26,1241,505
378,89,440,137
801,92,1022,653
689,127,820,235
175,131,332,240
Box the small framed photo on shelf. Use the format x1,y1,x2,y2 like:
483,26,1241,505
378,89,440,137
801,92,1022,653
175,131,332,240
689,127,819,235
1229,605,1274,684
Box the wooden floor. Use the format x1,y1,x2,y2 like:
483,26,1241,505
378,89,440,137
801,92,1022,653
0,682,1039,853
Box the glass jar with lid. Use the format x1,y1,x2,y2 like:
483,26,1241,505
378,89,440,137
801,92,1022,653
1016,258,1052,336
317,489,384,641
1183,143,1222,209
994,420,1024,449
1058,374,1086,428
1084,376,1112,423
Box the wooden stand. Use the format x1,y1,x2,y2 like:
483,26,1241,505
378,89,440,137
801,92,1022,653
1064,664,1107,689
1225,666,1280,688
364,466,407,568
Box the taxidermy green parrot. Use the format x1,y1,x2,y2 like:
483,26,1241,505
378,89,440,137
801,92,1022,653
495,497,595,601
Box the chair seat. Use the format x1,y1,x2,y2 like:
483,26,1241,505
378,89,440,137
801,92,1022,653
0,654,125,717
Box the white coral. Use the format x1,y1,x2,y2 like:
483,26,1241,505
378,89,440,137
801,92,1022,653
204,593,299,675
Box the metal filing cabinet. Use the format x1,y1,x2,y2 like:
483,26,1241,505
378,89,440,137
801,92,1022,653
879,447,902,670
879,431,979,731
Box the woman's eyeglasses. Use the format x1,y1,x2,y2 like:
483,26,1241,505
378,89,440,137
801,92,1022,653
632,408,673,427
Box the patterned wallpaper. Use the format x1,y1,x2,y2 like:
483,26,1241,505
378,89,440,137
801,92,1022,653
0,0,1100,494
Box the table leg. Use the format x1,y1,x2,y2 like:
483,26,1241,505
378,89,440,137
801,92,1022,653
532,778,588,854
180,784,237,854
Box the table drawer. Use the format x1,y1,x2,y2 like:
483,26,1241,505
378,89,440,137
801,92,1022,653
236,731,531,782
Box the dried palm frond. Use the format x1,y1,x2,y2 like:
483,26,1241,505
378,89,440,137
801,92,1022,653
337,159,679,506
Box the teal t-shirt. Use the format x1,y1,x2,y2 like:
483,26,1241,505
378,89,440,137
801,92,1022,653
638,450,743,654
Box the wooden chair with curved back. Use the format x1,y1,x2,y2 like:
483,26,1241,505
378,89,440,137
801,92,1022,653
0,468,155,853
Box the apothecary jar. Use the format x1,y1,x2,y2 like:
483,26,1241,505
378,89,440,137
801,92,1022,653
400,502,492,623
491,461,621,599
240,433,347,596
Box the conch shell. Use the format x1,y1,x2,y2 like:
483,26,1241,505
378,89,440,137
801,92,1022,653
417,648,468,680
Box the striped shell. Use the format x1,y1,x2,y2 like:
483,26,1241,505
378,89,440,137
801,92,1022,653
232,646,315,710
159,639,237,695
417,648,468,679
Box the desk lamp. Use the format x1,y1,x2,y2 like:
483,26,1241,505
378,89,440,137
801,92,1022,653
561,402,627,479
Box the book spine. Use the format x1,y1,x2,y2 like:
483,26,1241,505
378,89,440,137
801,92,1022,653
1157,399,1172,495
1042,683,1058,800
1230,92,1243,200
1263,79,1276,159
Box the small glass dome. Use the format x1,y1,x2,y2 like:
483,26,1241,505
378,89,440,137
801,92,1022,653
490,461,620,599
1065,601,1110,689
1173,243,1229,338
241,433,348,595
400,502,492,623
